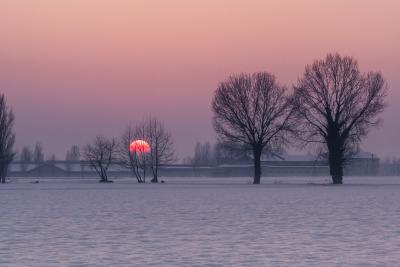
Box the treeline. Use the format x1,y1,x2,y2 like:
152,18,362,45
183,141,254,166
0,53,389,185
380,158,400,176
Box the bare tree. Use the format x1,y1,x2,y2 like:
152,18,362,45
33,142,44,163
146,117,175,183
212,72,294,184
0,94,15,183
20,146,33,173
118,125,149,183
293,53,387,184
83,136,117,182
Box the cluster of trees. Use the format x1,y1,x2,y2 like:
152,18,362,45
380,158,400,176
0,53,389,185
182,142,215,166
83,117,175,183
183,141,258,166
212,53,388,184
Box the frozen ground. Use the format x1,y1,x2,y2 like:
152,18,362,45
1,176,400,267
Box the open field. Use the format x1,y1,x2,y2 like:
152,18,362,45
1,176,400,266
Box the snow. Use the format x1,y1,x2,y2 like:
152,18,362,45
1,176,400,266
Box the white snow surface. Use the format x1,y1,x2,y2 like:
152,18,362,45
1,176,400,267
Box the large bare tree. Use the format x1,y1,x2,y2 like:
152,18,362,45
83,136,117,182
146,117,175,183
293,53,387,184
0,94,15,183
212,72,294,184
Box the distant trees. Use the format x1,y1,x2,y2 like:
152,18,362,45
33,142,44,163
293,53,387,184
65,145,80,173
66,145,80,161
48,154,57,162
83,136,117,182
214,141,250,165
0,94,16,183
212,72,294,184
20,146,33,173
192,142,214,166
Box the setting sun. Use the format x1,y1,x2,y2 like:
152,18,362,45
129,140,150,154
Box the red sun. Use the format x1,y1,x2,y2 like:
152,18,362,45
129,140,150,153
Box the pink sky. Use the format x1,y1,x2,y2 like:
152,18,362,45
1,0,399,159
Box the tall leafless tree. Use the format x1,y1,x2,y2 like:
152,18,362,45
83,136,117,182
119,124,149,183
0,94,15,183
146,117,175,183
293,53,387,184
212,72,294,184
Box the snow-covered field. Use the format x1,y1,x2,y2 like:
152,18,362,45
1,176,400,266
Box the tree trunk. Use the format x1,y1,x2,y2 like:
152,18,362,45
253,147,262,184
329,150,343,184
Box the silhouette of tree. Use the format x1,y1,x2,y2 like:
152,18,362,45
119,124,149,183
146,117,175,183
83,136,117,182
293,53,387,184
212,72,294,184
0,94,15,183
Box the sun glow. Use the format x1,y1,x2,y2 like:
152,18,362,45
129,140,150,153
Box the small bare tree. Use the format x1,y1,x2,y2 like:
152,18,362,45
0,94,15,183
212,72,294,184
293,53,387,184
119,125,149,183
146,117,175,183
83,136,117,182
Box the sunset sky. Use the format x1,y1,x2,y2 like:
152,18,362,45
1,0,399,159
